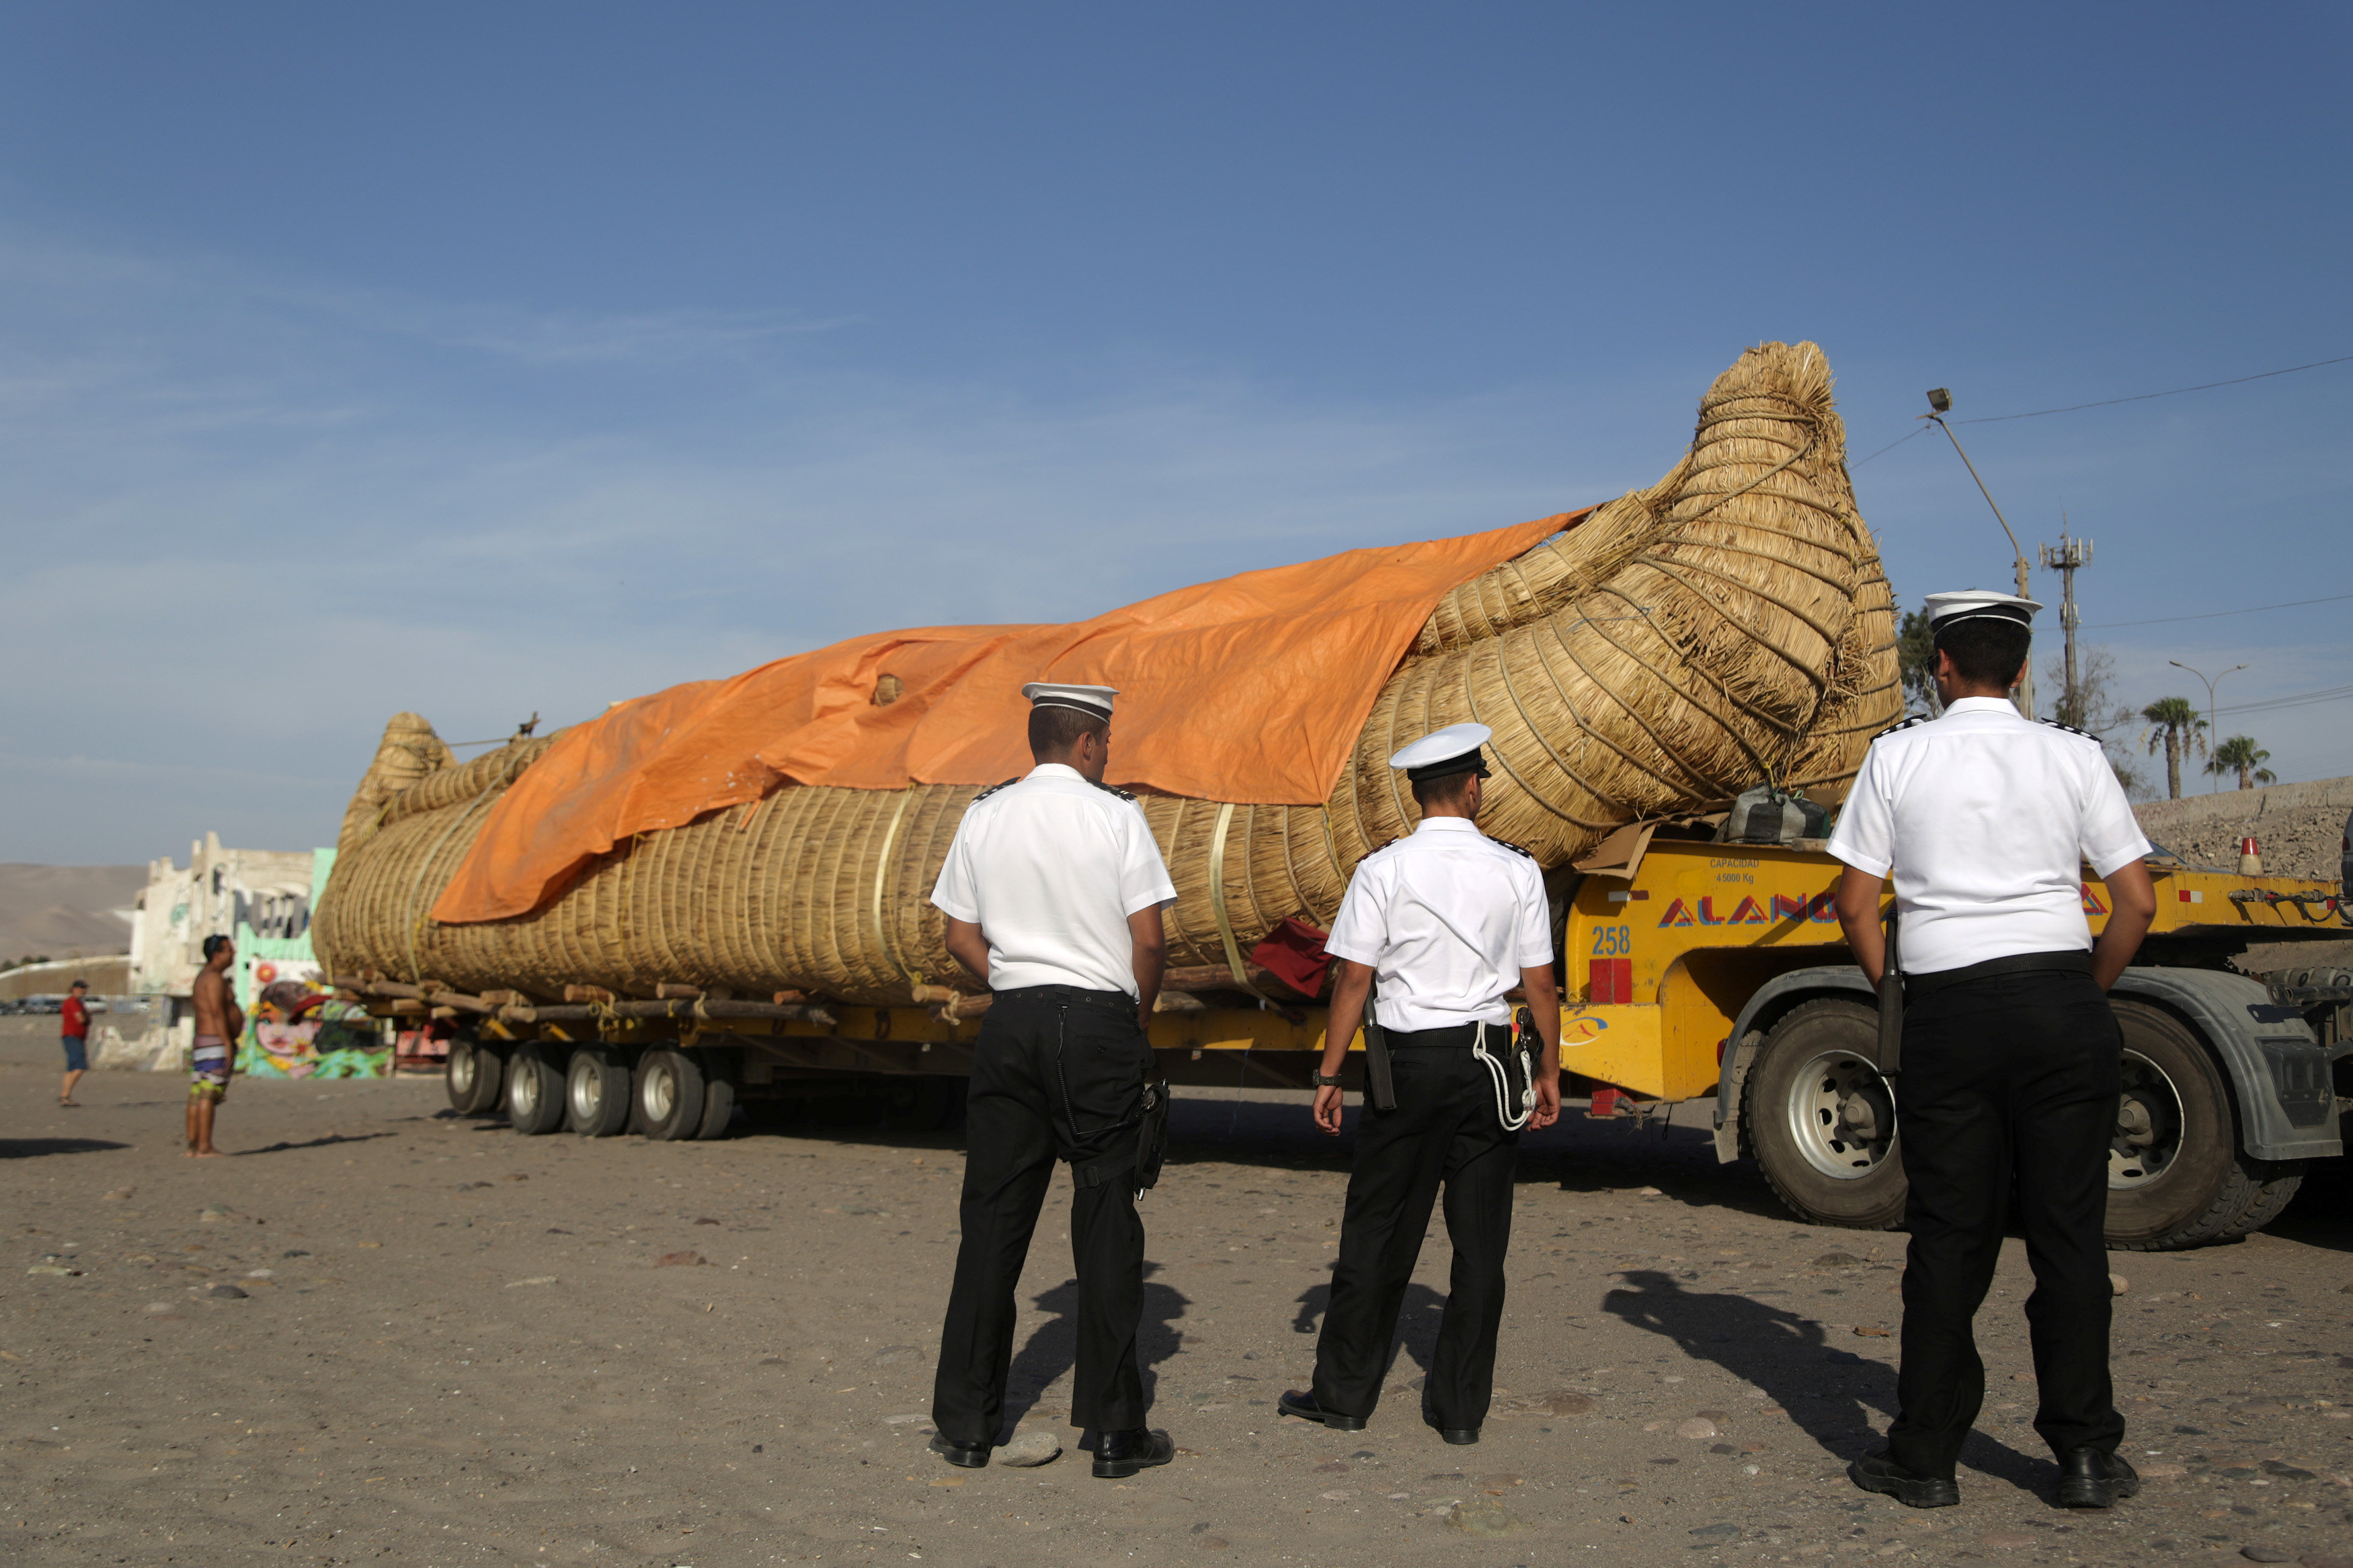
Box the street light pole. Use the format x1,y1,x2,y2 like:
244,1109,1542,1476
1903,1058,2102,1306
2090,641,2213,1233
1923,392,2036,720
2168,659,2247,796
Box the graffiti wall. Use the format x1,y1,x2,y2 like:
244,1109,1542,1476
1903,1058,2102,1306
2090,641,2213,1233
236,975,390,1080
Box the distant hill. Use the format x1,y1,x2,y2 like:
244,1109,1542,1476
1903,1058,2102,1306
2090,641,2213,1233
0,863,145,964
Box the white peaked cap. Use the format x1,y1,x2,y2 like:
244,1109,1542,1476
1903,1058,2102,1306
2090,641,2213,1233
1021,682,1119,718
1923,589,2042,630
1388,722,1494,781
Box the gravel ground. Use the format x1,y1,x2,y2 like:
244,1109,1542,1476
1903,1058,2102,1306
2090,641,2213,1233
9,1016,2353,1568
2137,777,2353,884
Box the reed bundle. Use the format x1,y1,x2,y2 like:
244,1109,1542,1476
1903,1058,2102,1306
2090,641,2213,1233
313,341,1900,1003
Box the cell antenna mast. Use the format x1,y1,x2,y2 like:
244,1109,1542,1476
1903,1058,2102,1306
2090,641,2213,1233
2039,526,2092,726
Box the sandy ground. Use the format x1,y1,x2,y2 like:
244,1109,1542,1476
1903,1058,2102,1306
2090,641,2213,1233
2136,776,2353,884
9,1016,2353,1568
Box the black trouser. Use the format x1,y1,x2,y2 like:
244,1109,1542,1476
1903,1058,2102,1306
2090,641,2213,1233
932,985,1150,1444
1886,967,2125,1479
1312,1034,1517,1432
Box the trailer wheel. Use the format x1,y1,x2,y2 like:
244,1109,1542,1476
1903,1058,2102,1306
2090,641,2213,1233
2104,999,2266,1250
1746,997,1908,1231
446,1034,497,1115
506,1043,568,1136
565,1046,633,1137
695,1064,738,1141
465,1038,514,1118
638,1048,707,1141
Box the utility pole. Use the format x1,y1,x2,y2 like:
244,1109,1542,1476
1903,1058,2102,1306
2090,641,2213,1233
1923,390,2035,720
2039,526,2092,725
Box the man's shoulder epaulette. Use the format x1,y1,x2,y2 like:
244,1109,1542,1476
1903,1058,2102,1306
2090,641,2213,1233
2040,718,2100,742
1874,714,1933,741
971,776,1021,803
1091,780,1138,802
1361,836,1400,858
1488,837,1535,859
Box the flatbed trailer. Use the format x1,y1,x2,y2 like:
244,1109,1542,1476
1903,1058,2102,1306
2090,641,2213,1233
383,834,2352,1251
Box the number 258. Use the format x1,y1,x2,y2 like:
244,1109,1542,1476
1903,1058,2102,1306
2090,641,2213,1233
1591,925,1630,956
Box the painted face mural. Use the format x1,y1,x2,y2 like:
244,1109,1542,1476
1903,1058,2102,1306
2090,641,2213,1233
236,978,389,1079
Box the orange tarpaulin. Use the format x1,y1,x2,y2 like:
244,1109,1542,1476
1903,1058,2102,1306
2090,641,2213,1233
433,511,1587,923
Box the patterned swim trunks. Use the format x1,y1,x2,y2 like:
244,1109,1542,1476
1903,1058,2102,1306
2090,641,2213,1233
190,1034,231,1101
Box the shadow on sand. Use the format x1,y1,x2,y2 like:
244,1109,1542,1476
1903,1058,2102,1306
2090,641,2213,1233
1601,1268,2050,1494
232,1132,397,1157
0,1137,130,1159
1285,1278,1451,1423
1000,1262,1192,1442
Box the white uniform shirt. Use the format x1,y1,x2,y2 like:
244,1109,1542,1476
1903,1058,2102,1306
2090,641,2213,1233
1324,816,1554,1032
930,764,1178,997
1825,696,2152,976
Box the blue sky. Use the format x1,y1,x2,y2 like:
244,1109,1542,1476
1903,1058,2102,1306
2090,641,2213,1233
2,3,2347,862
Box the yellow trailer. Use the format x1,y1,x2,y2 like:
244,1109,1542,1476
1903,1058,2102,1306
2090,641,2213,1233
412,828,2348,1250
1549,831,2348,1250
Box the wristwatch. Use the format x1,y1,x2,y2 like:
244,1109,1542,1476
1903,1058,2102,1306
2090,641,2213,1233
1312,1071,1345,1087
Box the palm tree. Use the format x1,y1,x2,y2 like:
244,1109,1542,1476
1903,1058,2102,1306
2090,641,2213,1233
2207,735,2277,791
2141,697,2207,800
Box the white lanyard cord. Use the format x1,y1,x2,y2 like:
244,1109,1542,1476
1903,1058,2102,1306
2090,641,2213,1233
1471,1021,1536,1132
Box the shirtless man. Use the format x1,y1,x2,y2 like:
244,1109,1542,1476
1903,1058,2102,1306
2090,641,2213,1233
187,936,242,1157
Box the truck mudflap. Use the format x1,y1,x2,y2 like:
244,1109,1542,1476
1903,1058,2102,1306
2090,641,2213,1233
1708,964,2341,1165
2110,968,2340,1162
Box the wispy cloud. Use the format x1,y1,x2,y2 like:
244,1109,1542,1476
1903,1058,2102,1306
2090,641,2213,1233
0,228,1660,862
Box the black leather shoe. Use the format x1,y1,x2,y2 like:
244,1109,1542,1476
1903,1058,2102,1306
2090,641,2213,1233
2056,1448,2139,1508
1437,1427,1480,1446
1092,1427,1175,1479
1848,1450,1960,1509
929,1436,990,1469
1278,1391,1367,1432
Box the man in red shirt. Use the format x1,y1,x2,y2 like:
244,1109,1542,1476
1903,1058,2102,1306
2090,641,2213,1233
59,979,91,1107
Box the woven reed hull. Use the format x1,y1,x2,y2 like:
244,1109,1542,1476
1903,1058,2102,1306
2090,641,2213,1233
312,341,1902,1003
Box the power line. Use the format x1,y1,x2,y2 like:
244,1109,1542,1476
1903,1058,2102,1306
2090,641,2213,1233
1955,353,2353,424
1850,425,1930,468
2083,591,2353,629
2212,683,2353,717
1851,352,2353,468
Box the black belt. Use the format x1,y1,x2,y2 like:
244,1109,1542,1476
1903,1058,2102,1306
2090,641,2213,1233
1904,949,2092,1000
992,984,1135,1013
1386,1020,1511,1050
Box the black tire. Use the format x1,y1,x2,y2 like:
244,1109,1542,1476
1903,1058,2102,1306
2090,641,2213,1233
626,1055,652,1136
470,1038,515,1118
506,1042,568,1136
564,1046,633,1137
1745,997,1908,1231
694,1069,737,1141
446,1034,496,1115
2219,1159,2309,1240
637,1047,706,1141
2104,998,2258,1250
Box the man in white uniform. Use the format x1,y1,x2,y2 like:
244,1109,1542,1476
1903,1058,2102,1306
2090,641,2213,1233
927,682,1180,1480
1828,590,2157,1510
1279,723,1562,1444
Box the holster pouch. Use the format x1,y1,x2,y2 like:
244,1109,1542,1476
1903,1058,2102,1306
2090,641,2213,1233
1133,1078,1171,1197
1361,975,1397,1113
1876,907,1903,1078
